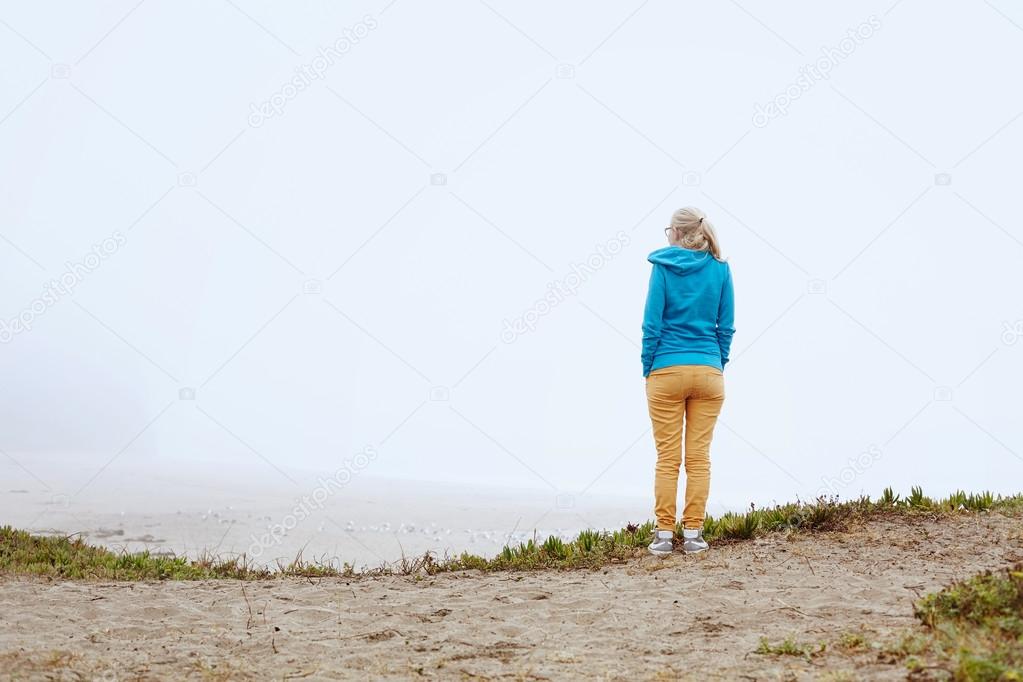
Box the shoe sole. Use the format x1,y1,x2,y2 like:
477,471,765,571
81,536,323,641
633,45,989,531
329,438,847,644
683,546,708,555
648,547,673,556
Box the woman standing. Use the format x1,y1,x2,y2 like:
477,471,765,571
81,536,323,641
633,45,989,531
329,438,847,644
642,207,734,556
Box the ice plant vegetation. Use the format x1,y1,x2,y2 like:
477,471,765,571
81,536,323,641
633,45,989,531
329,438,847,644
1,488,1020,580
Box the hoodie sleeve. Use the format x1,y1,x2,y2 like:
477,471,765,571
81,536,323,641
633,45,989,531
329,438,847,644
716,264,735,368
641,264,666,377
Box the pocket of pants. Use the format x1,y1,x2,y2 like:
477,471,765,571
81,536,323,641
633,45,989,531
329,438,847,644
700,370,725,399
646,372,677,401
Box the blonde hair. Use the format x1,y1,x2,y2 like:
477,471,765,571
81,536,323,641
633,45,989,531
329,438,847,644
668,207,722,260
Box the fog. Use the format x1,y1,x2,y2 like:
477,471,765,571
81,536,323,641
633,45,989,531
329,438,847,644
2,1,1022,562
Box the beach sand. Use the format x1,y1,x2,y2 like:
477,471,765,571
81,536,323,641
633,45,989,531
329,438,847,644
3,512,1021,680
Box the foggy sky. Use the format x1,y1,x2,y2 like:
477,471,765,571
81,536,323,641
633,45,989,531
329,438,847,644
2,0,1022,517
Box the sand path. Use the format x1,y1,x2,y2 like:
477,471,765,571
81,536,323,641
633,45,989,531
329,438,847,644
3,513,1021,680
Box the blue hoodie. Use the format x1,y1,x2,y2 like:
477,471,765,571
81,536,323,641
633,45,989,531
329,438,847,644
641,247,735,376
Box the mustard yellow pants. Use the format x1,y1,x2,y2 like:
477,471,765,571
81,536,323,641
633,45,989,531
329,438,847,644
646,365,725,530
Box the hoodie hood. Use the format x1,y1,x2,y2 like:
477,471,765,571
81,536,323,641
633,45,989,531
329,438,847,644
647,246,715,276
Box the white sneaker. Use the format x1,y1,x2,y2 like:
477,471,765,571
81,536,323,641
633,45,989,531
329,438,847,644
682,528,709,554
648,529,674,556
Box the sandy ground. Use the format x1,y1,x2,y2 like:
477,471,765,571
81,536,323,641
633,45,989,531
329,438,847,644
2,512,1022,681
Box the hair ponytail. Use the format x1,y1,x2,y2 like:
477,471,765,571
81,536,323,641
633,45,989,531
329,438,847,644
669,207,722,260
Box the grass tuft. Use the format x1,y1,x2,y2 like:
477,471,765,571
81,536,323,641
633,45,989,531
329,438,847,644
837,631,868,651
755,635,824,659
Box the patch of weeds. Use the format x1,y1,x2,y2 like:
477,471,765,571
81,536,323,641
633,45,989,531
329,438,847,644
879,632,932,663
914,563,1023,680
879,486,901,507
837,631,869,651
908,485,931,509
541,535,569,560
755,635,824,660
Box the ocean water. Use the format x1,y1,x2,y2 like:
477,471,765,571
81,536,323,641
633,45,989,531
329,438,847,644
2,459,662,569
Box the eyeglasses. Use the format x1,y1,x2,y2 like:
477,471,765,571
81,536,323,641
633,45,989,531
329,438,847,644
664,227,675,237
